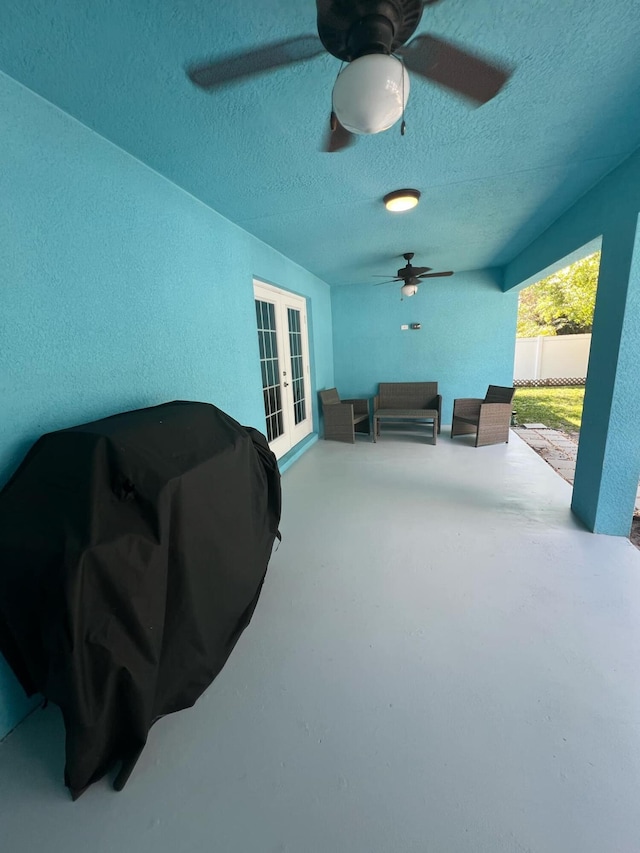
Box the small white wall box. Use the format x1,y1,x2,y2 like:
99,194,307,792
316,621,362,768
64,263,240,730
401,324,409,330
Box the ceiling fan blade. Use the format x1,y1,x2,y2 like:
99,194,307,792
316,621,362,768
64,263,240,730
322,112,356,152
419,270,454,278
372,275,402,279
398,34,511,105
373,280,399,286
187,35,324,89
408,266,432,276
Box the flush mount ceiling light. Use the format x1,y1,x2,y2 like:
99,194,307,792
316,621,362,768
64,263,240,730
332,54,410,135
383,189,421,212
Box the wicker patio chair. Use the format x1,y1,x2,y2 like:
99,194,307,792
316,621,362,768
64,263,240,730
451,385,515,447
319,388,370,443
374,382,442,434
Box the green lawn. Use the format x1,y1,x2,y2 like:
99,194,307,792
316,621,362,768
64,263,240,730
513,386,585,433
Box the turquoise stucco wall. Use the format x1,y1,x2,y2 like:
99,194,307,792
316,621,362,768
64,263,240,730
0,74,334,738
504,147,640,535
331,269,519,421
571,220,640,533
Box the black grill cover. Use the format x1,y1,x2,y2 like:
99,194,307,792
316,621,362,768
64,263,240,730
0,401,281,797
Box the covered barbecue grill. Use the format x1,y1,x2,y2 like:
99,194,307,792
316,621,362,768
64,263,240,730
0,401,281,798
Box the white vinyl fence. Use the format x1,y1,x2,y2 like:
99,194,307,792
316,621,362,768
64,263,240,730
514,334,591,381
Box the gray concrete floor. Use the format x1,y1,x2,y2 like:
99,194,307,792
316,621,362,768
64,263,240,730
514,425,640,551
514,425,640,511
2,428,640,852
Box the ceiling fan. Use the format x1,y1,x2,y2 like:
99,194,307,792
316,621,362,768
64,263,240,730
187,0,512,152
374,252,454,298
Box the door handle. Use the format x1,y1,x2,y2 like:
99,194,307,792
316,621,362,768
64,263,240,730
283,382,289,387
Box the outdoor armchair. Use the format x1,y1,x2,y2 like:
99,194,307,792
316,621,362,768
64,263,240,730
319,388,370,443
451,385,515,447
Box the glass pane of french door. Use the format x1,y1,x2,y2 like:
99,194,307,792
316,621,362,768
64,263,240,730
287,307,307,426
255,298,284,443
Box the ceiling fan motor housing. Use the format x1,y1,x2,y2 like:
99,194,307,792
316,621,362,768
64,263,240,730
398,260,415,277
396,253,432,278
318,0,423,61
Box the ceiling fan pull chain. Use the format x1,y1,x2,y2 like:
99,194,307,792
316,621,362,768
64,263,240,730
330,62,345,129
400,55,407,136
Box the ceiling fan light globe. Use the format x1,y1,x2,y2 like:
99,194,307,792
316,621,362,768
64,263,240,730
401,282,418,297
332,54,409,135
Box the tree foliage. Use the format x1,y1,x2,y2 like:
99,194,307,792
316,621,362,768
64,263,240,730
517,252,600,337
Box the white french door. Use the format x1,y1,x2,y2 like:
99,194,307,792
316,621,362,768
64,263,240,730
254,280,312,459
